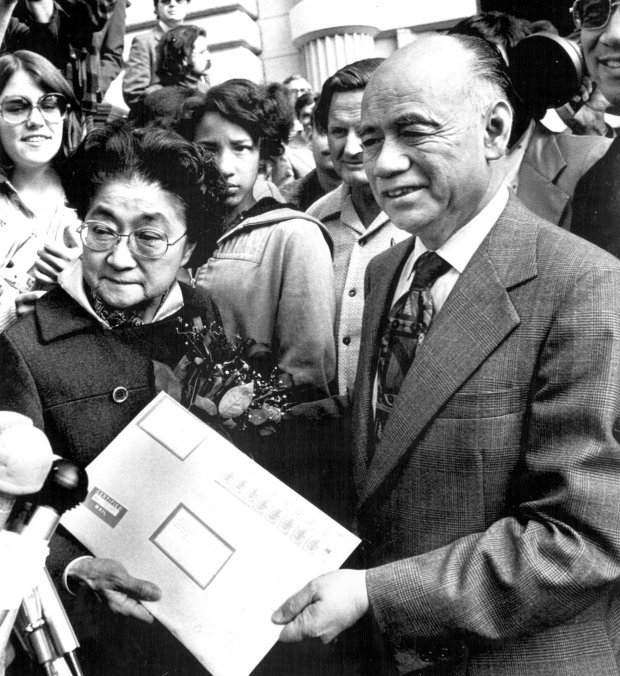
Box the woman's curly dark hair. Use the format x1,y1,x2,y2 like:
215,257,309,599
156,24,207,86
178,78,294,160
61,121,227,265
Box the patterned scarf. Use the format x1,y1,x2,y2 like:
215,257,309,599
86,285,168,329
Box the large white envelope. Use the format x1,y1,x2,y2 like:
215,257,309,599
62,392,359,676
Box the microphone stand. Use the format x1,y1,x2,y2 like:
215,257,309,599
12,459,88,676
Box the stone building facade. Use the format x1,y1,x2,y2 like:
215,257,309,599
106,0,477,110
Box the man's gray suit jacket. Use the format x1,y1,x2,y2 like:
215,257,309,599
353,195,620,675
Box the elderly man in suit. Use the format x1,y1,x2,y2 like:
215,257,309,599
272,33,620,675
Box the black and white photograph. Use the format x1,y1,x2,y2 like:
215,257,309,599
2,1,620,675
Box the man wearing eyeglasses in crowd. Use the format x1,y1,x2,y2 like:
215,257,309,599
571,0,620,255
122,0,197,115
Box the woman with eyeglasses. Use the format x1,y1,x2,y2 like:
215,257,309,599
0,50,83,332
0,123,223,676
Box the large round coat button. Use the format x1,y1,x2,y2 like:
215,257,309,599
112,386,128,404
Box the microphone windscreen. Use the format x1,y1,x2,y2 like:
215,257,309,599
0,414,53,496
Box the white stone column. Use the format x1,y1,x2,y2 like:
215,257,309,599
289,0,380,91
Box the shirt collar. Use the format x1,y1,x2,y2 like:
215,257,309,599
407,186,509,277
0,175,36,218
58,258,184,328
340,182,391,235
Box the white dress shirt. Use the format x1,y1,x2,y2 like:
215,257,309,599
374,187,510,410
390,187,509,313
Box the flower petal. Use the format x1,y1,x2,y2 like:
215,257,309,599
218,382,255,419
194,395,218,416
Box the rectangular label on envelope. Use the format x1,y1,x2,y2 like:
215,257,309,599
84,487,127,528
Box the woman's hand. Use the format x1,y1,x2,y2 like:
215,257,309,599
34,242,80,289
15,290,46,318
68,558,162,624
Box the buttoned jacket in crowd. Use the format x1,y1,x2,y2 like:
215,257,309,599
0,281,217,675
307,183,409,396
353,196,620,675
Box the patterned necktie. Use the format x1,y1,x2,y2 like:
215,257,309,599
375,251,451,443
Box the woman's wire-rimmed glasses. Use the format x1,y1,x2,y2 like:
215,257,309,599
0,93,69,125
78,221,187,260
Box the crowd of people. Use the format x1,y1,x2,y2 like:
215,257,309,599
3,1,620,675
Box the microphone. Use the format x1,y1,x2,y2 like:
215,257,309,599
22,459,89,541
16,459,88,676
0,415,53,670
0,412,54,529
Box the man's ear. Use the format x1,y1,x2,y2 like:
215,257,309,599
484,99,513,160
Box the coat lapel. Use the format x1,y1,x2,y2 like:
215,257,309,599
357,197,538,506
351,239,415,488
518,124,570,225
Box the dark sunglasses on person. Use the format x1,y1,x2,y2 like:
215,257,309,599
0,93,69,125
572,0,620,29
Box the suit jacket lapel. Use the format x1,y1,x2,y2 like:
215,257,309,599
352,239,415,488
358,197,538,506
518,124,570,224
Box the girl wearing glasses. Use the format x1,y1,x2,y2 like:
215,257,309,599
0,50,83,332
1,124,223,675
179,79,336,395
